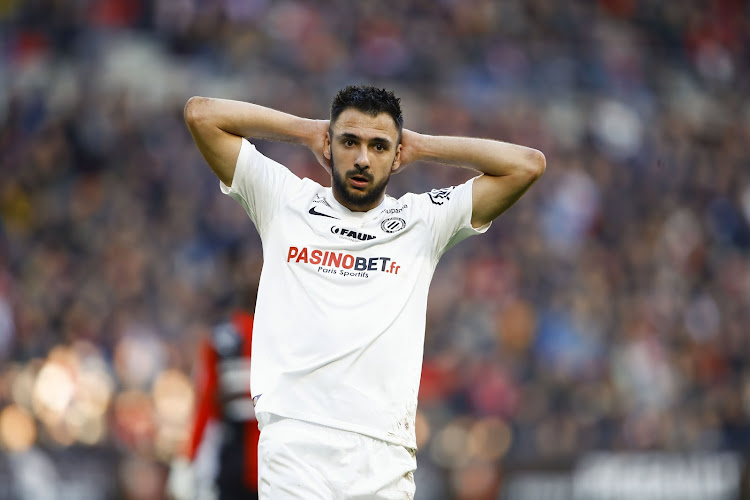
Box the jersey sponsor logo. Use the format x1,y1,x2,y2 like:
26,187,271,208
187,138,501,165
287,246,401,277
381,204,407,214
428,186,455,205
331,226,376,241
312,194,331,207
381,217,406,233
309,206,338,219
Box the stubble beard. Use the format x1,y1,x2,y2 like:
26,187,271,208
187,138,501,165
330,151,391,211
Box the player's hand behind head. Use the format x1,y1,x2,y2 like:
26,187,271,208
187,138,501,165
308,119,331,174
391,128,419,175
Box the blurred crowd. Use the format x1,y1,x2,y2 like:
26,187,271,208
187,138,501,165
1,0,749,499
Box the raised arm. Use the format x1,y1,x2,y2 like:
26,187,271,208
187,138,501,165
398,130,546,228
183,97,329,186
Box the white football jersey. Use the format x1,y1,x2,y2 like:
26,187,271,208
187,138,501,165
221,139,489,448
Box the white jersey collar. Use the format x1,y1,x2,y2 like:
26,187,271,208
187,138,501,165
324,188,395,222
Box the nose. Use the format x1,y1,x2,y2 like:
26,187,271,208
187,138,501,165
355,145,369,169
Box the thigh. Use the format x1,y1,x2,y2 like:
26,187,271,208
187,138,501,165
257,418,334,500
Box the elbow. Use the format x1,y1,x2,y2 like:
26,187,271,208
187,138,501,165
184,96,212,129
526,149,546,180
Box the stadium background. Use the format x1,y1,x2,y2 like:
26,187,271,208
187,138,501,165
1,0,749,498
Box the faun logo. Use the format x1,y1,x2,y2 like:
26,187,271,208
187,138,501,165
381,217,406,233
428,186,455,205
331,226,376,241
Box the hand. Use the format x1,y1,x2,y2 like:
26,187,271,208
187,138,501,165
393,128,420,175
307,119,331,174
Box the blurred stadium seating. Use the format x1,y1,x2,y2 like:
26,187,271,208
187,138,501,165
1,1,748,499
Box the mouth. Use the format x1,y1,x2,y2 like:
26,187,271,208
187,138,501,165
348,173,371,189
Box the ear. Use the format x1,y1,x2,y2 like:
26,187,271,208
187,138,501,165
391,143,402,173
324,132,332,160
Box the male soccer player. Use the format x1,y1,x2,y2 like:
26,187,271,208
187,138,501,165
184,85,545,499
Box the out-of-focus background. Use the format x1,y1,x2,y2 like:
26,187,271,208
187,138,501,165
1,1,749,499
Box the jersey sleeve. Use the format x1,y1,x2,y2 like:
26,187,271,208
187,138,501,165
421,176,491,259
219,138,303,236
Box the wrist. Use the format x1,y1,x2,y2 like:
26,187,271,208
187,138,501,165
300,118,326,149
409,131,433,163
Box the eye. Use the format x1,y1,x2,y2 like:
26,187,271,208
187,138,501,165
374,144,386,151
343,139,355,147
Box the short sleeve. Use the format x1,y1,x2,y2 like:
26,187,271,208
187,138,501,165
421,176,491,259
220,138,303,236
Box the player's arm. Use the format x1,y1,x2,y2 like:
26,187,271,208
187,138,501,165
183,97,329,186
398,130,546,228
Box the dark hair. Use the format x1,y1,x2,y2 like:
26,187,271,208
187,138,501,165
330,85,403,135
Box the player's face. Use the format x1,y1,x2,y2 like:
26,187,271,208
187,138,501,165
325,109,402,212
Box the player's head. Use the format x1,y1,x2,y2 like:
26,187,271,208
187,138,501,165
325,86,403,212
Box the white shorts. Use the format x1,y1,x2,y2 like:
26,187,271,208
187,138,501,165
257,414,416,499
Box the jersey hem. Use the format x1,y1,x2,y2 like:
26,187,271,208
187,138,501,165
256,409,418,450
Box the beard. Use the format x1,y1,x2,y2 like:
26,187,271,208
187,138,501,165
330,151,391,211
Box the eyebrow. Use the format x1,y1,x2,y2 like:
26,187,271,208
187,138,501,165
337,132,393,148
